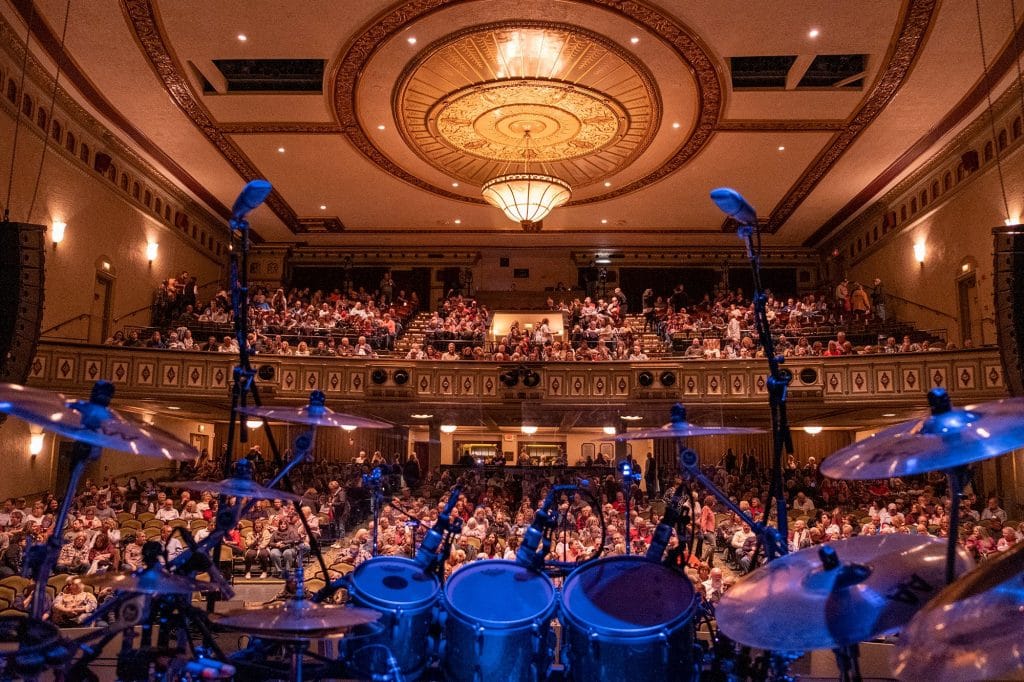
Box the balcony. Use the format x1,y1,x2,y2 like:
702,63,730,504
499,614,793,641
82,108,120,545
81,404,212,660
26,341,1010,426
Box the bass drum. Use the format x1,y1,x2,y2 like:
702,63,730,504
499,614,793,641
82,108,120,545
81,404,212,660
342,556,440,680
442,560,557,682
560,555,698,682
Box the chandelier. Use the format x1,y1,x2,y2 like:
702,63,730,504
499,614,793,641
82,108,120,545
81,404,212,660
481,130,571,230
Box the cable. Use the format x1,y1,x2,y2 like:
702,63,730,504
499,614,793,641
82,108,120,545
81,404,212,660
3,2,34,222
1011,0,1024,128
27,0,72,223
975,0,1012,223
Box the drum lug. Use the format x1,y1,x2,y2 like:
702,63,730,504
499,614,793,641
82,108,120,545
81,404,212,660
588,629,600,658
475,624,486,657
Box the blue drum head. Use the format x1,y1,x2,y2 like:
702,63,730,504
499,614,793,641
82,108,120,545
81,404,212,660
351,557,439,608
562,556,695,636
445,560,555,627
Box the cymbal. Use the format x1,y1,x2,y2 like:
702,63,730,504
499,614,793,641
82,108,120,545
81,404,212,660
216,598,380,638
84,565,210,595
604,403,763,441
165,476,302,502
0,382,198,461
893,541,1024,681
715,534,973,651
236,391,391,429
821,391,1024,480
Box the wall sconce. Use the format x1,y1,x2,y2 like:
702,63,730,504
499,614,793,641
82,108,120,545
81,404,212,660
913,241,926,265
245,418,264,430
440,424,457,434
803,426,823,435
51,221,66,247
602,426,617,435
146,241,159,263
521,425,538,435
29,432,45,455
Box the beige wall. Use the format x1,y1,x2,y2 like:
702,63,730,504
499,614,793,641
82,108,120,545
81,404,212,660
472,248,579,292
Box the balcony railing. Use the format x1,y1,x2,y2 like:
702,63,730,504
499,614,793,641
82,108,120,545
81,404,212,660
26,341,1009,407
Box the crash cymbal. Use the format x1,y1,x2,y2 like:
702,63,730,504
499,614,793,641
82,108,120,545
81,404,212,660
166,476,302,502
0,382,198,461
715,534,973,651
893,541,1024,681
83,565,210,595
216,598,380,638
821,389,1024,480
604,403,763,441
236,390,391,429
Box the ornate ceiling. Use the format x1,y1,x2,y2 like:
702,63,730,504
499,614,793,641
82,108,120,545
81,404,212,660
4,0,1024,247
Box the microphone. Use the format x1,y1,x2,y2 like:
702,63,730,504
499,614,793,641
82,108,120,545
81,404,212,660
646,485,685,562
230,179,272,224
710,187,758,226
414,486,461,568
515,484,578,570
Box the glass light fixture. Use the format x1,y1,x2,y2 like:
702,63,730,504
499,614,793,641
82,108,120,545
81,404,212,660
521,425,538,435
146,241,159,262
51,221,66,245
803,426,823,435
341,425,358,432
440,424,457,434
602,426,617,435
913,241,926,265
481,130,571,230
245,418,264,429
29,433,44,455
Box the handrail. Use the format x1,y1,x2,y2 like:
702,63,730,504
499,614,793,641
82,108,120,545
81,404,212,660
113,304,152,325
40,312,90,336
886,292,957,321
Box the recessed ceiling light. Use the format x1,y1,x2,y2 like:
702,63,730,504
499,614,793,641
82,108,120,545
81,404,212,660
808,28,820,38
778,145,785,151
621,415,643,421
630,36,640,44
411,413,434,419
277,146,285,153
882,413,896,417
237,34,247,42
603,181,611,187
407,36,417,45
454,219,462,224
167,406,181,411
452,182,459,188
672,122,681,129
377,124,385,130
600,219,608,224
319,205,327,210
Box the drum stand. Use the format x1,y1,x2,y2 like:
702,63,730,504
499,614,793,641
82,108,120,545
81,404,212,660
365,472,385,556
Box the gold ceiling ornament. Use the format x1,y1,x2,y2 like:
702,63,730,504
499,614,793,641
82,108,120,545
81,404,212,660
481,130,571,230
395,23,660,189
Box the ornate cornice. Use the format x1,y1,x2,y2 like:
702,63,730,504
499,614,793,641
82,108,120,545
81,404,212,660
295,217,346,234
756,0,938,234
331,0,723,206
716,119,845,132
120,0,299,231
219,122,344,135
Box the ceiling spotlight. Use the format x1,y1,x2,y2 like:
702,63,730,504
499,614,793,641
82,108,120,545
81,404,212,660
377,124,386,130
277,146,285,153
521,425,538,435
237,34,247,42
440,424,457,434
454,219,462,224
630,36,640,44
604,181,611,187
319,204,327,210
166,406,181,411
600,219,608,225
411,414,434,419
778,145,785,151
451,182,459,188
407,36,417,45
672,122,681,129
808,28,820,38
602,426,617,435
882,413,896,417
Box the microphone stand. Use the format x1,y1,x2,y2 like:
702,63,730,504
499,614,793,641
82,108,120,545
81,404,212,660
734,218,792,562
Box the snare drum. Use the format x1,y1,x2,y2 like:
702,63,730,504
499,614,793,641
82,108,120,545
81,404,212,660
343,556,440,680
560,556,698,681
442,560,557,682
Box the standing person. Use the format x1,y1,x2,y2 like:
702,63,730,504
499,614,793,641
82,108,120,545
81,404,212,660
403,453,421,491
644,452,659,496
871,278,886,322
379,271,394,304
834,279,850,322
850,283,871,322
327,481,348,547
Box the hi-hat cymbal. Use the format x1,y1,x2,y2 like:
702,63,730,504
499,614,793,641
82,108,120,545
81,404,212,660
84,565,210,595
893,541,1024,681
216,598,380,638
0,382,198,461
166,476,302,502
715,535,973,651
821,390,1024,480
604,403,763,441
236,391,391,429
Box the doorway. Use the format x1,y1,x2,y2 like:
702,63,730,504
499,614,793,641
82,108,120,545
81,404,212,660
957,273,982,345
90,272,114,343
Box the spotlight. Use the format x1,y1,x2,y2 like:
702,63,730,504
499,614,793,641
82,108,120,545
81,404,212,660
371,369,388,384
659,371,676,387
522,370,541,388
638,371,654,387
500,370,519,388
393,369,409,385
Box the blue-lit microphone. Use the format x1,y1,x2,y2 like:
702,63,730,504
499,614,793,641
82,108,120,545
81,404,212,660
710,187,758,226
230,179,272,225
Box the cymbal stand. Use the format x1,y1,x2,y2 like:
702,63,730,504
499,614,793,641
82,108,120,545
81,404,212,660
832,644,862,682
23,381,111,620
363,469,385,556
618,461,642,555
927,389,971,585
735,222,792,561
679,447,785,563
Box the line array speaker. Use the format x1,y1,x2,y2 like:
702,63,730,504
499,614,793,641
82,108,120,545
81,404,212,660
0,223,46,385
993,226,1024,396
